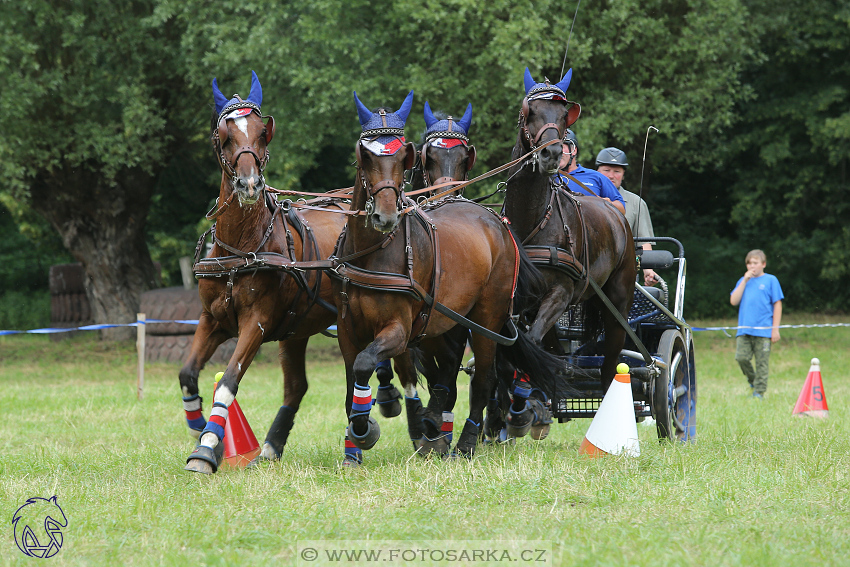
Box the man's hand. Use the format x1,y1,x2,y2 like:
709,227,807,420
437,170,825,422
643,269,658,286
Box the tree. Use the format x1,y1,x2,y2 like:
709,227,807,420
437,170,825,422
0,0,206,337
723,0,850,311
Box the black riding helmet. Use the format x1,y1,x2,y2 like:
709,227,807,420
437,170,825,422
563,128,577,148
562,128,578,167
595,147,629,167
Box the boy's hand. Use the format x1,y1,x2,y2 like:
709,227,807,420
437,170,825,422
771,328,781,343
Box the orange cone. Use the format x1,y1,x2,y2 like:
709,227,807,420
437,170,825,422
580,364,640,457
792,358,829,418
214,373,261,467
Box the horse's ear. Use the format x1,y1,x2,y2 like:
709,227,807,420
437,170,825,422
404,142,416,171
218,116,229,145
396,90,414,124
212,78,228,116
457,103,473,133
555,68,572,94
264,115,275,144
247,70,263,108
466,145,477,172
566,102,581,127
524,67,536,94
423,101,438,128
354,91,372,126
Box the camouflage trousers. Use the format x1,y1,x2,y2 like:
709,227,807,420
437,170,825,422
735,335,772,395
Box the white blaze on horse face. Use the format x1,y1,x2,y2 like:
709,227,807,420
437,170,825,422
234,116,249,138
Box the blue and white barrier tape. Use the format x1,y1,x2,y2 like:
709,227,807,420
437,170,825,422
692,323,850,332
0,320,339,336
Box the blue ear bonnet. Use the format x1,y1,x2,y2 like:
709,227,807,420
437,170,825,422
423,102,472,142
354,90,414,137
523,67,572,99
212,70,264,118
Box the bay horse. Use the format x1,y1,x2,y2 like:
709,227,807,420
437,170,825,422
331,91,563,463
180,72,354,473
498,68,636,436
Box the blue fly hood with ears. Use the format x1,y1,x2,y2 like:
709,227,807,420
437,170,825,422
212,70,264,119
423,102,472,145
354,90,413,155
523,67,572,101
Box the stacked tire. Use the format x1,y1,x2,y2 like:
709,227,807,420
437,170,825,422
48,263,242,363
49,264,92,338
139,287,240,364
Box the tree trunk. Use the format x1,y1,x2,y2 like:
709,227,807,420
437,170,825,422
30,163,159,340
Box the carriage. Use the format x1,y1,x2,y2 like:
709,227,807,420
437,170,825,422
551,236,697,442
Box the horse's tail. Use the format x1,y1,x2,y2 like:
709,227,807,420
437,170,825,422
580,294,605,346
507,223,547,320
496,324,578,400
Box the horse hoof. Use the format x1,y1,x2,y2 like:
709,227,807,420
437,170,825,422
506,403,533,438
348,416,381,451
377,385,402,418
530,423,551,440
247,443,281,468
341,455,362,468
416,435,450,457
528,397,553,440
185,445,220,474
450,445,475,459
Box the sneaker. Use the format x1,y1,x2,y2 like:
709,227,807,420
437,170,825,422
752,392,764,400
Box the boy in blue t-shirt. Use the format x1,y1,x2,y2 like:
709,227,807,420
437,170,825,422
729,249,784,398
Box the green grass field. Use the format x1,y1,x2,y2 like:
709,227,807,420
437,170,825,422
1,314,848,566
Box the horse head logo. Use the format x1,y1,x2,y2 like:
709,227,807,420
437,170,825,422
12,496,68,558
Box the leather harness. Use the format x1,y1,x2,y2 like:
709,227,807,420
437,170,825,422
193,191,343,339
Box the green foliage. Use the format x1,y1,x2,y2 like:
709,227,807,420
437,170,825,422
0,291,50,330
173,0,753,198
0,0,846,320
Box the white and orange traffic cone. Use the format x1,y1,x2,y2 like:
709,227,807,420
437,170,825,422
792,358,829,418
579,363,640,457
213,373,261,468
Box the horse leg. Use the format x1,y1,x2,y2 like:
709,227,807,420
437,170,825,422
178,311,230,439
453,334,497,458
346,324,408,452
390,352,426,449
185,324,265,474
420,331,466,453
600,305,629,393
526,283,572,344
252,337,310,464
375,360,402,418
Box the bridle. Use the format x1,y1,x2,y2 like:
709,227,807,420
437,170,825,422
355,109,414,219
420,116,476,188
517,86,581,150
213,99,276,189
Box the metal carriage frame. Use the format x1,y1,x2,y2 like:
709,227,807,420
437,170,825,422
552,236,697,442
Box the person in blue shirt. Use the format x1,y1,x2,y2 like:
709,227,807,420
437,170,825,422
729,249,784,399
553,129,625,215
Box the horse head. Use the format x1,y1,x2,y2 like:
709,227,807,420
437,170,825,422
518,67,580,172
353,90,416,233
421,102,476,188
211,71,276,206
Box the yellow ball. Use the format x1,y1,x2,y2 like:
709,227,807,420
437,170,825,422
214,371,224,380
616,363,630,375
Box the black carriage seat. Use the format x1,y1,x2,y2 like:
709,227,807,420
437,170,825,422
641,285,665,303
638,249,674,270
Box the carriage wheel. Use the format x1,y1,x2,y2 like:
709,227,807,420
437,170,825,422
653,329,697,442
